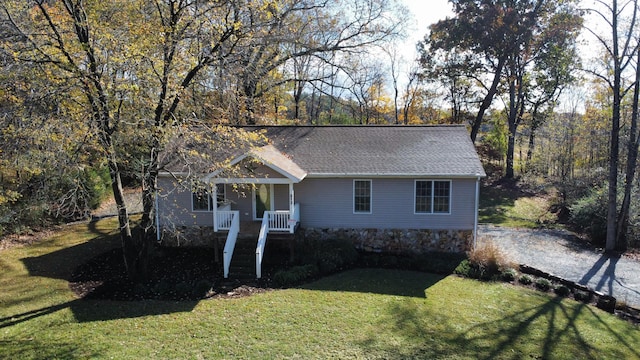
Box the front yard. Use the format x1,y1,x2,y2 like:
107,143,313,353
1,218,638,359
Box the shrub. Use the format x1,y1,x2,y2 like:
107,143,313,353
298,237,358,275
519,275,533,285
174,281,192,298
574,290,592,303
272,264,319,287
500,268,517,282
554,285,571,297
133,283,149,297
152,280,173,296
454,259,486,279
193,279,212,298
467,240,510,280
570,186,607,246
535,278,551,292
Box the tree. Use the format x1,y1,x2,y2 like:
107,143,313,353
584,0,640,251
0,0,260,279
423,0,520,142
421,1,580,144
418,44,479,124
232,0,405,124
500,1,582,178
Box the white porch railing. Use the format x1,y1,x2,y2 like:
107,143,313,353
222,211,240,278
255,215,270,279
268,210,290,231
266,203,300,233
255,203,300,279
216,210,234,231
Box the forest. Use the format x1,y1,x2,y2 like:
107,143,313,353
0,0,639,277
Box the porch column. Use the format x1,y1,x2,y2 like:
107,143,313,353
289,182,295,233
212,182,218,232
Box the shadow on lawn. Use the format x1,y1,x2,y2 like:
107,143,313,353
0,336,99,360
478,184,518,224
300,268,446,298
375,295,640,360
21,222,120,281
17,220,200,323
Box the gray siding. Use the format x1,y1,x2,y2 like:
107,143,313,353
295,177,477,230
158,176,478,230
274,184,289,210
157,177,215,227
158,178,293,226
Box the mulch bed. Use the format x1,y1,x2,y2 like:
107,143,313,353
69,247,272,301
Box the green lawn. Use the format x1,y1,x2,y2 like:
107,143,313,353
479,184,557,228
1,219,638,359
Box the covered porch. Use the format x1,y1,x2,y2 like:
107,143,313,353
212,180,300,280
206,145,306,280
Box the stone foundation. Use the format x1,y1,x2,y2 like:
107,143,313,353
303,228,473,254
158,225,473,254
159,226,218,247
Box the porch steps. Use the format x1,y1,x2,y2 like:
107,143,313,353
221,230,297,280
227,238,256,280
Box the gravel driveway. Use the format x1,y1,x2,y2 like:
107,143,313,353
478,224,640,309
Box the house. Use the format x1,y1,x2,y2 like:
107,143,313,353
155,125,486,278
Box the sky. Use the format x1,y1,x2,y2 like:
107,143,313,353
401,0,453,52
388,1,454,87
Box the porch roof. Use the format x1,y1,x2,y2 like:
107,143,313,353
206,144,307,183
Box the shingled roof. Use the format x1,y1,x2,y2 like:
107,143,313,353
160,125,486,178
250,125,486,178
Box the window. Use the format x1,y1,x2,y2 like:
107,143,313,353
415,180,451,214
192,184,226,212
354,180,371,213
192,190,212,212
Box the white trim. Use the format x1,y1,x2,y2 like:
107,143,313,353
413,179,452,215
213,178,295,185
473,176,480,249
305,173,485,179
252,184,275,220
353,179,372,214
203,148,306,183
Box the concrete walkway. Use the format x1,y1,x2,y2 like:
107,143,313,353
478,224,640,308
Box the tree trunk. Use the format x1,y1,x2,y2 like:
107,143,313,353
616,49,640,251
526,125,537,163
243,80,257,125
606,1,622,251
105,150,137,280
506,129,516,179
505,60,519,179
470,56,506,143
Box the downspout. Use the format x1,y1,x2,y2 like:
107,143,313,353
155,191,161,242
473,176,480,250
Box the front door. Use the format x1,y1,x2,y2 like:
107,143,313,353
253,184,273,220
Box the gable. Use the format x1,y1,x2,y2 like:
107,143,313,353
205,144,307,183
